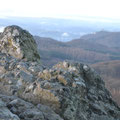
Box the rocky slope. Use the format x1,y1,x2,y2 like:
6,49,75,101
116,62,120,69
91,60,120,106
0,25,120,120
81,31,120,48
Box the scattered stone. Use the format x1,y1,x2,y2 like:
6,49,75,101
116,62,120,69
83,65,89,71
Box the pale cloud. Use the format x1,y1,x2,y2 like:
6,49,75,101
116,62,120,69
0,0,120,19
0,26,5,32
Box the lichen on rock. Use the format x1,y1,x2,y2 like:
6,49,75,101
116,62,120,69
0,25,40,62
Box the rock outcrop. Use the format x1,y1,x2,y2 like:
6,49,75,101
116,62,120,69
0,98,20,120
0,25,40,62
0,26,120,120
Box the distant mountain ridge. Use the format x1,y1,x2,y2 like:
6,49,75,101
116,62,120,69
2,17,120,42
35,36,111,66
34,31,120,66
81,31,120,47
67,38,119,54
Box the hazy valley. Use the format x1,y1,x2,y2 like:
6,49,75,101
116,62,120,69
1,17,120,42
35,31,120,66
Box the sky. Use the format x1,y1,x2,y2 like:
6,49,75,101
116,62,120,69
0,0,120,20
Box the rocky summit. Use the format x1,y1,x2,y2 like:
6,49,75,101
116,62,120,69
0,25,40,62
0,26,120,120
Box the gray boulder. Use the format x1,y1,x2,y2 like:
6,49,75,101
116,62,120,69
0,98,20,120
0,25,40,62
0,94,63,120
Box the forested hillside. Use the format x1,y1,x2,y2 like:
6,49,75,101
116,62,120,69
34,32,120,66
92,60,120,105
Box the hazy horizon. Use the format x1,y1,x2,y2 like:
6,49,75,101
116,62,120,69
1,0,120,41
0,0,120,21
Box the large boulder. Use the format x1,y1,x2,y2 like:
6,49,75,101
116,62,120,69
0,98,20,120
0,94,63,120
0,25,40,62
